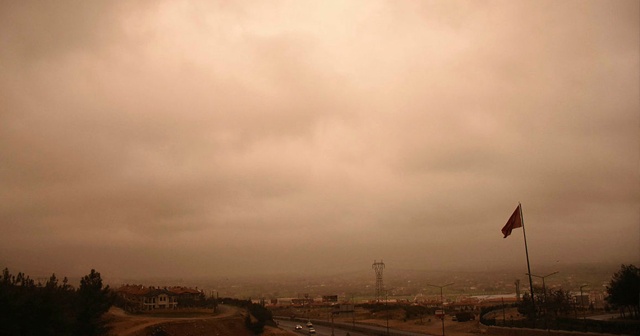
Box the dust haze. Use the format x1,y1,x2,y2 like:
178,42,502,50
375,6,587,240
1,0,638,279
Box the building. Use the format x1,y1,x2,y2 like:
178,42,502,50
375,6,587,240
167,286,205,305
322,295,338,303
116,285,180,311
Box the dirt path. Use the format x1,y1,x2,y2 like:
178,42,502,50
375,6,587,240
106,306,240,336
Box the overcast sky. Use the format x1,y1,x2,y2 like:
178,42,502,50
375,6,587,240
1,0,638,279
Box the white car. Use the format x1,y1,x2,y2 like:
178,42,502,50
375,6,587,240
294,325,303,330
308,328,316,334
306,321,313,327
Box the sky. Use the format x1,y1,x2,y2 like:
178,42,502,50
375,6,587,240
1,0,638,279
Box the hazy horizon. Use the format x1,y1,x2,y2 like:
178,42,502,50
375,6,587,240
1,0,638,279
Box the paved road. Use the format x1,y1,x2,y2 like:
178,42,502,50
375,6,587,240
585,313,619,321
275,318,432,336
277,319,369,336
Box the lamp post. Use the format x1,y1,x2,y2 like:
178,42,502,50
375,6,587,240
427,283,454,336
579,284,589,310
304,293,310,323
351,294,355,328
580,284,589,332
330,309,335,336
212,290,218,314
526,271,558,329
384,288,394,335
386,290,389,336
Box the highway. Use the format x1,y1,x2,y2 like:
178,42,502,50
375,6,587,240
275,318,432,336
276,319,369,336
585,313,620,321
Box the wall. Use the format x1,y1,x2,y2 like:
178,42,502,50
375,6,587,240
486,325,620,336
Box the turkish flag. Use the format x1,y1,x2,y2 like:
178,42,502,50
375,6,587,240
501,204,522,238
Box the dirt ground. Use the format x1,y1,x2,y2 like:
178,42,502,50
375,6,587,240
263,326,298,336
106,306,302,336
105,306,254,336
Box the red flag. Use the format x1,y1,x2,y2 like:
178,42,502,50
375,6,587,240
501,204,522,238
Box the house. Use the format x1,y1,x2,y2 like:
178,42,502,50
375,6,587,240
116,285,179,311
322,295,338,303
167,287,205,307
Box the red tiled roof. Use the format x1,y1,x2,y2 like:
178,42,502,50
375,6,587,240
167,286,201,295
117,285,151,295
117,285,201,296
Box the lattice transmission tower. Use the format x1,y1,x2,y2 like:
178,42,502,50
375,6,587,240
372,260,385,302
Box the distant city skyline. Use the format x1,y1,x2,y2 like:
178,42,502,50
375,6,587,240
1,0,638,279
98,261,621,302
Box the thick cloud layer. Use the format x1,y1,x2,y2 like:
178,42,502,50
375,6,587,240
1,0,638,278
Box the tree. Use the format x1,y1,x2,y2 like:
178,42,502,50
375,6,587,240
546,288,573,317
1,268,77,335
606,264,640,319
517,292,535,319
76,269,113,335
518,285,573,323
245,302,273,334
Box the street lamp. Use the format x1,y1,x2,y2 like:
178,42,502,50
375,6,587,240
383,288,394,335
427,283,454,336
330,308,335,336
304,293,310,323
213,290,218,313
526,271,558,329
526,272,558,304
580,284,589,331
579,284,589,310
427,283,454,307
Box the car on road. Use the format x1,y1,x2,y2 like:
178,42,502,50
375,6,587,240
306,321,313,328
308,328,316,334
295,325,303,330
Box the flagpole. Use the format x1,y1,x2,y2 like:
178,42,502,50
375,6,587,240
519,202,536,323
